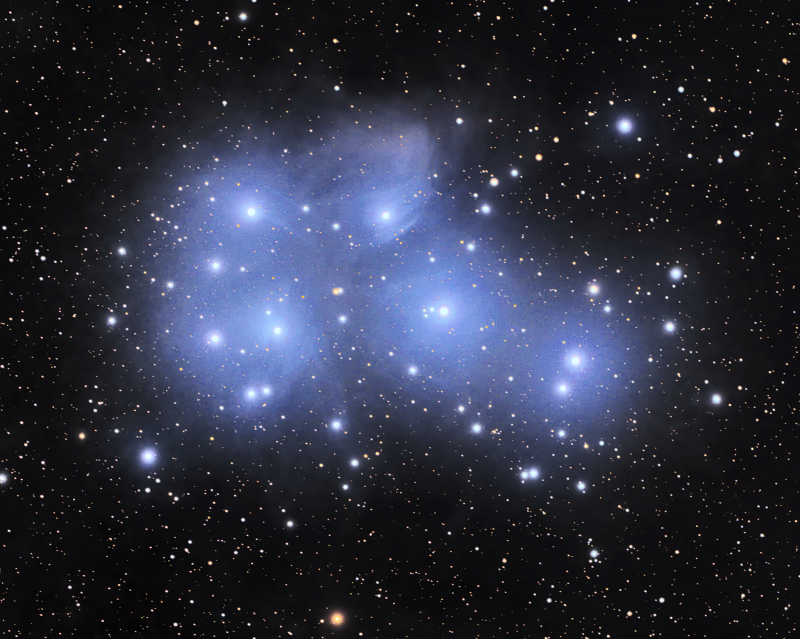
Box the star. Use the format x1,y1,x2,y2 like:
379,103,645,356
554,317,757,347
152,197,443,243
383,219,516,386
330,612,344,625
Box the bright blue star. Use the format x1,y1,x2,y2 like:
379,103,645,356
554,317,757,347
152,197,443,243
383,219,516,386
141,449,156,464
618,119,633,134
669,267,682,280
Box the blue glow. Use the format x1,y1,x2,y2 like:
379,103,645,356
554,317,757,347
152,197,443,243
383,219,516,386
669,266,682,280
0,473,8,484
480,204,491,214
577,481,586,490
350,459,359,467
118,247,126,255
557,383,569,395
590,549,599,558
247,207,256,217
712,394,722,405
664,322,676,333
381,211,391,220
471,423,482,433
511,169,519,177
439,306,449,317
141,449,156,464
108,316,117,326
331,420,342,429
408,365,418,376
588,284,600,295
604,305,611,313
618,119,633,133
558,430,566,438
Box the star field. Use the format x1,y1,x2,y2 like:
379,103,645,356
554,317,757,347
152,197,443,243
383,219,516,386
1,1,799,638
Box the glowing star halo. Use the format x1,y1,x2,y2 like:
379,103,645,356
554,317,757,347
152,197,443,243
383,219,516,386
330,612,344,626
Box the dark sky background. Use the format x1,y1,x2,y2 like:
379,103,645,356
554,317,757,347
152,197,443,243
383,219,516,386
2,1,798,637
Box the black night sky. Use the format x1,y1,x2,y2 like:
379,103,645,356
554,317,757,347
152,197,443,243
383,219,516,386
2,1,797,637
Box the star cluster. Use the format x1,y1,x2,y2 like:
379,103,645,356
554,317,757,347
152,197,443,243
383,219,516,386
1,1,797,638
